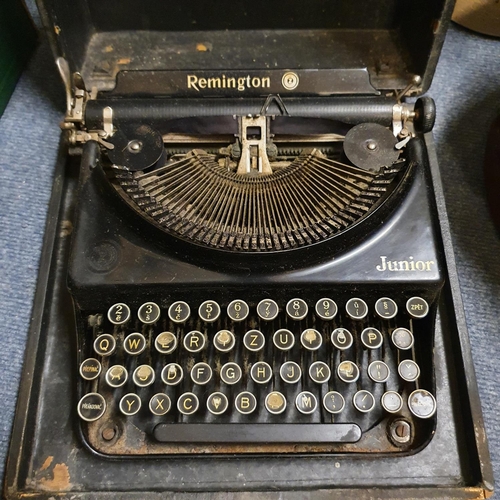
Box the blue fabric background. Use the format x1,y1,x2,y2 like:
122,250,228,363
0,10,499,496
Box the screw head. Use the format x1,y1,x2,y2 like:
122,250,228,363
127,140,143,153
389,419,412,445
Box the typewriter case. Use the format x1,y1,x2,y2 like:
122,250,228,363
4,0,494,498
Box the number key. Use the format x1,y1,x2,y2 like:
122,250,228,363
286,298,308,320
227,299,249,322
107,303,130,325
256,299,279,321
168,301,190,323
138,302,160,324
315,298,338,320
345,298,368,320
198,300,221,323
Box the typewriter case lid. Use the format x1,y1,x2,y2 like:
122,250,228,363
37,0,455,97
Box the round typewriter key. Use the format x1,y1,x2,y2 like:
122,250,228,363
235,391,257,415
345,298,368,320
286,298,308,320
331,328,353,350
227,299,249,322
256,299,279,321
280,361,302,384
80,358,101,380
214,329,236,352
155,331,178,354
309,361,331,384
273,329,295,351
207,392,229,415
168,301,191,323
243,329,265,352
123,332,147,355
300,328,322,351
220,362,242,385
391,327,414,350
161,363,183,386
408,389,437,419
133,364,155,387
93,334,116,357
190,362,212,385
295,391,318,415
77,393,106,422
107,303,131,325
137,301,161,324
250,361,273,384
178,392,199,415
323,391,345,414
183,330,206,353
149,393,171,416
337,360,360,383
119,393,141,416
361,328,383,349
375,297,398,319
198,300,221,323
368,360,390,383
265,391,287,415
315,298,338,320
398,360,420,382
381,391,403,413
105,365,128,388
406,296,429,319
353,390,375,413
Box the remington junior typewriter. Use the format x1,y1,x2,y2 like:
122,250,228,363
4,0,493,498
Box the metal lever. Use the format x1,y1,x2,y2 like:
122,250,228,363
56,57,73,115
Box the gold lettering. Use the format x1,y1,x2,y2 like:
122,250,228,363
241,397,250,408
128,338,140,350
155,399,165,411
190,336,199,348
187,75,198,91
207,77,221,88
198,78,207,89
183,398,193,410
261,77,270,88
126,399,136,411
250,334,258,346
99,338,109,351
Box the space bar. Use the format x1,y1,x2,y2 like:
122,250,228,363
153,423,362,443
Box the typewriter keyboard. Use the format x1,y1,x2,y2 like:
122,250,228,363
77,295,437,454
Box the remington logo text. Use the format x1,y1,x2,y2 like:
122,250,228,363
187,74,271,92
376,256,435,272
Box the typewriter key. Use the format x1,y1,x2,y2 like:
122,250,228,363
227,299,249,322
168,301,190,323
77,393,106,422
177,393,199,415
93,334,116,357
243,330,265,352
256,299,279,321
280,361,302,384
250,361,273,384
391,327,414,350
149,393,171,416
398,360,420,382
406,297,429,319
353,390,375,413
368,360,390,383
132,364,155,387
124,332,147,355
198,300,221,323
220,362,242,385
190,362,213,385
265,391,287,415
161,363,183,386
337,361,360,383
381,391,403,413
309,361,331,383
361,328,383,349
375,297,398,319
345,298,368,320
235,391,257,415
183,331,206,352
286,298,308,320
295,391,318,414
300,328,322,351
137,301,160,324
315,298,338,320
214,330,236,352
107,303,131,325
119,393,141,416
80,358,101,380
105,365,128,388
323,391,345,414
331,328,353,350
207,392,229,415
155,331,177,354
408,389,437,419
273,329,295,351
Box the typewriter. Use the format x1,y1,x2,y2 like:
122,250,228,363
4,0,493,498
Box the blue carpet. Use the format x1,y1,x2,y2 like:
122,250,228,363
0,17,499,497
